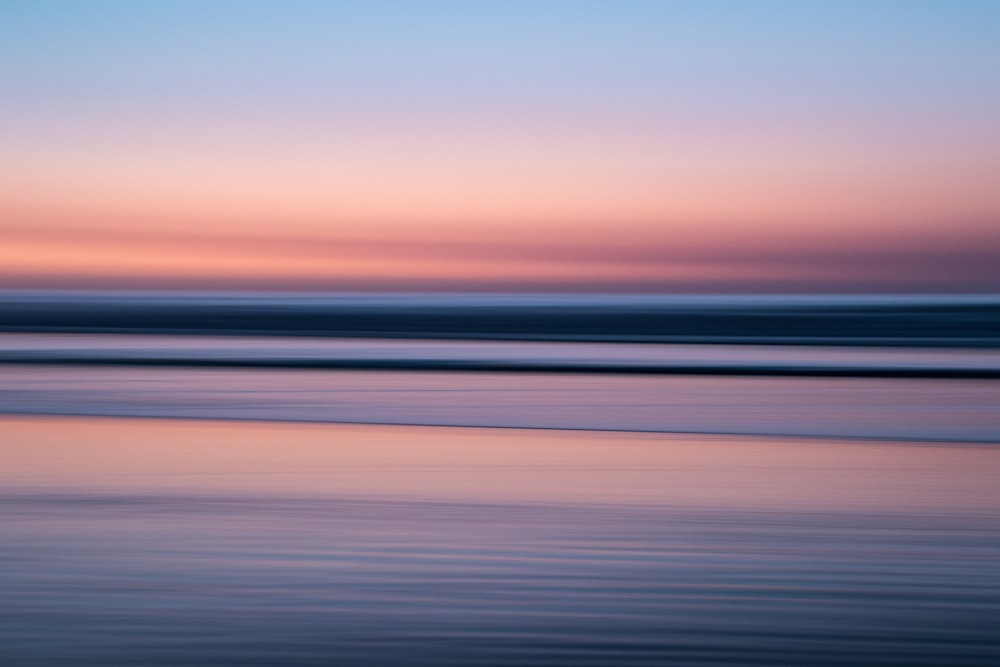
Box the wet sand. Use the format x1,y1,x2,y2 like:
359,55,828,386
3,416,1000,665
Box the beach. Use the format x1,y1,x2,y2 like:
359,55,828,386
4,415,1000,666
2,298,999,664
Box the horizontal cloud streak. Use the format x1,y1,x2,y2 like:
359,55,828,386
4,214,999,292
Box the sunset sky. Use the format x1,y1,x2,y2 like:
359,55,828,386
2,0,999,292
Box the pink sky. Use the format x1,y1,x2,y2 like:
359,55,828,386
2,1,998,292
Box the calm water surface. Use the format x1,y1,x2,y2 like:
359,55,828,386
3,363,999,441
3,417,1000,666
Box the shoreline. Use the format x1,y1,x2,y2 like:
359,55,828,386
3,411,1000,446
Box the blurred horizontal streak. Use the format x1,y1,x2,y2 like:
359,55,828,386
2,355,999,379
2,292,999,345
3,365,998,442
4,216,1000,269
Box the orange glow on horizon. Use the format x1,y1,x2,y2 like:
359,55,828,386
3,120,999,291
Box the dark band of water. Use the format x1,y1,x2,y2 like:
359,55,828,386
3,353,999,378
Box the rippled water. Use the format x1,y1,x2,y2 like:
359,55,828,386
3,417,1000,666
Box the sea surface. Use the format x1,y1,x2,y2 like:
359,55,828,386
2,292,999,665
1,333,999,441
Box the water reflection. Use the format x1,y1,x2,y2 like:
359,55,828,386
3,417,1000,665
5,417,1000,512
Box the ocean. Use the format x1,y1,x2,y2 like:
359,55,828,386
2,292,999,665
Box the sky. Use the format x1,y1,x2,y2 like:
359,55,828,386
2,0,999,293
